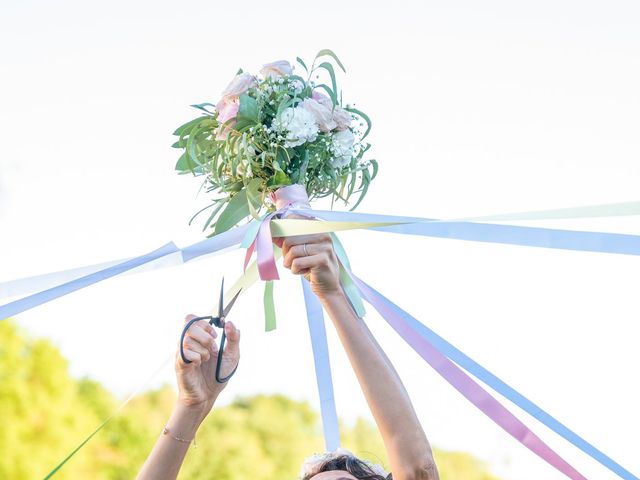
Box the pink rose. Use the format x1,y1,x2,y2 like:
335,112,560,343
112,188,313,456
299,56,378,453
216,73,254,141
215,97,240,140
311,91,352,131
220,72,257,98
260,60,293,79
300,98,337,132
216,97,239,124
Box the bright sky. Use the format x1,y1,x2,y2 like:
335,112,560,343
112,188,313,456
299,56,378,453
1,1,639,479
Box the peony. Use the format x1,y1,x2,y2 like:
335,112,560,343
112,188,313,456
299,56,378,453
300,98,336,132
220,72,257,99
312,91,352,131
274,106,319,147
331,105,352,131
260,60,293,79
330,129,355,168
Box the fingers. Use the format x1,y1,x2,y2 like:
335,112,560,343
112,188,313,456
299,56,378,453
289,254,328,275
282,237,334,269
181,316,218,365
282,233,332,251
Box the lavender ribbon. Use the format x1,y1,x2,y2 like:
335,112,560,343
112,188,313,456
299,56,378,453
350,273,589,480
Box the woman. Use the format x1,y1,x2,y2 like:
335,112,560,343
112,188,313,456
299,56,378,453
137,233,439,480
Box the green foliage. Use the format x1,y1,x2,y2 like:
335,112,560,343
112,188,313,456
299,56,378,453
1,320,500,479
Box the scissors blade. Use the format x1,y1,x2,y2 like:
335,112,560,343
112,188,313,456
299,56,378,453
222,288,242,318
218,278,225,318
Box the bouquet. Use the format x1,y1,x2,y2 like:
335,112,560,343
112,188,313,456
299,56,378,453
173,49,377,235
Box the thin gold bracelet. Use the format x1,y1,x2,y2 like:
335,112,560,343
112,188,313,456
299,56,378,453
162,426,197,448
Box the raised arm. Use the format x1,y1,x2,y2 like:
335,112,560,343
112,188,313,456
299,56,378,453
137,316,240,480
281,233,439,480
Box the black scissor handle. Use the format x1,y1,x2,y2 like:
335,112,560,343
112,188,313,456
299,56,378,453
179,315,238,383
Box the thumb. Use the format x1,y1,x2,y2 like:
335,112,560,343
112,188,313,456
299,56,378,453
224,321,241,355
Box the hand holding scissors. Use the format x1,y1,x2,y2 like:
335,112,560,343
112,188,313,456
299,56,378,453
179,279,242,385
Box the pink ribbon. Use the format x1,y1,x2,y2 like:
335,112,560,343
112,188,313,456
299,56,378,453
251,184,312,280
350,273,588,480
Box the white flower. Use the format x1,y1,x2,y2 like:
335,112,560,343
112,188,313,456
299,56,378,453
291,79,305,94
330,129,355,168
273,106,319,147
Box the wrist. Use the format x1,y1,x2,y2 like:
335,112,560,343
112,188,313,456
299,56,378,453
176,396,215,423
316,286,348,306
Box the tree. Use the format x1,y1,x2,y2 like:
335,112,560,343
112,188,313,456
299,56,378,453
1,319,500,479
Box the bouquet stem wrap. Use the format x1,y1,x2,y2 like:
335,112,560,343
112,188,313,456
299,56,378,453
253,184,313,281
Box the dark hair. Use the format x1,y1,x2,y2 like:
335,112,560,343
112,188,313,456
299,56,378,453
302,453,392,480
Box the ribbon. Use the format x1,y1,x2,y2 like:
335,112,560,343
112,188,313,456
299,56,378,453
5,199,640,314
350,274,589,480
5,209,640,319
0,242,180,320
23,201,640,477
302,277,341,451
0,225,250,320
252,184,313,281
354,277,638,480
289,209,640,257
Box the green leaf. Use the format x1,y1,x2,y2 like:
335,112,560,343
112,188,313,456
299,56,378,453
234,94,259,130
275,147,291,169
315,49,346,72
276,96,296,123
346,106,372,139
267,170,291,187
316,62,338,106
187,202,214,226
201,200,228,231
370,159,379,180
295,57,308,73
190,103,216,115
298,150,310,184
214,190,250,235
350,167,372,211
245,178,263,219
175,151,205,174
173,116,208,136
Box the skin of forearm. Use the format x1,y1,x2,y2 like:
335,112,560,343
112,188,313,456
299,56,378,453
318,289,437,480
136,400,213,480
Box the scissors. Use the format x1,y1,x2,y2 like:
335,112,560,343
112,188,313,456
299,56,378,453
179,279,242,383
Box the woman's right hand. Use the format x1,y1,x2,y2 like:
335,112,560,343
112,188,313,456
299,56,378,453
175,315,240,410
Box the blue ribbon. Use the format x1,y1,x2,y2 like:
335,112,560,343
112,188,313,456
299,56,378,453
303,209,640,257
0,225,249,320
301,277,341,451
0,242,180,320
356,277,638,480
